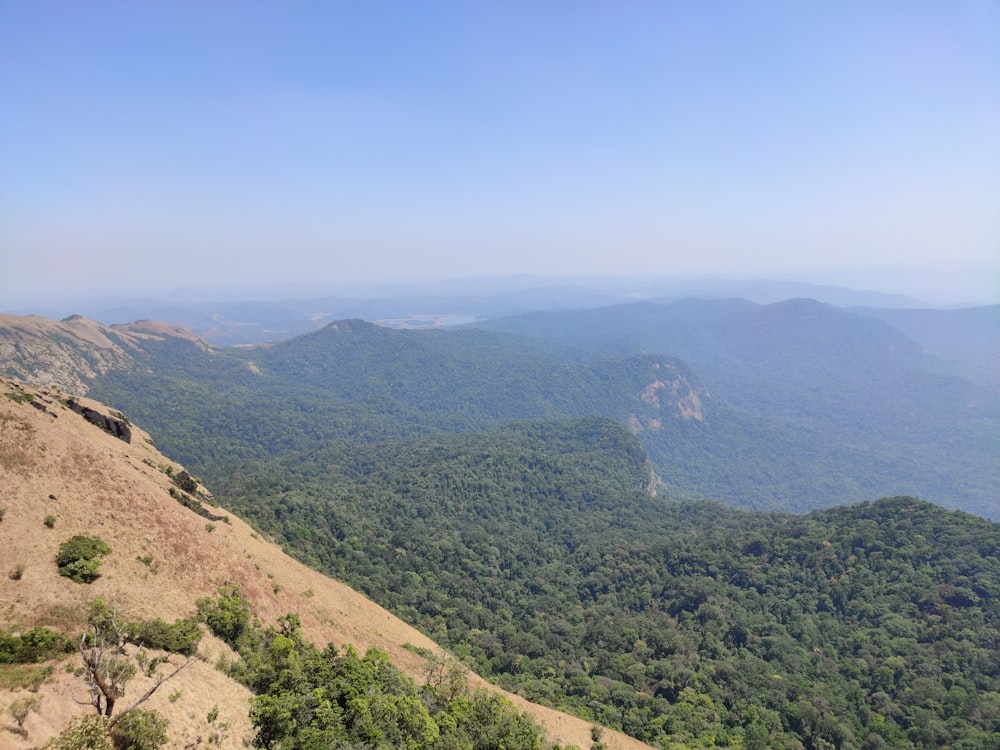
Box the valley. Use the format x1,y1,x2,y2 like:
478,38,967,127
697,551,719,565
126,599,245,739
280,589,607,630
0,291,998,749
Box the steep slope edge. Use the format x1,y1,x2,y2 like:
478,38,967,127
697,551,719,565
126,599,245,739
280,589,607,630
0,377,651,750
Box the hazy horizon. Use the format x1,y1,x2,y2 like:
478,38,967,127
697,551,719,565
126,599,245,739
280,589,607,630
2,3,998,308
5,267,999,321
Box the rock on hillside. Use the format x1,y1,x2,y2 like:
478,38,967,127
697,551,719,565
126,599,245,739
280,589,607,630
0,377,652,750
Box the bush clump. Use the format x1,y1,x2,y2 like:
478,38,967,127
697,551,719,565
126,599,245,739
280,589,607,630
172,470,198,495
110,708,169,750
56,535,111,583
0,627,75,664
196,585,254,647
124,618,202,657
47,715,113,750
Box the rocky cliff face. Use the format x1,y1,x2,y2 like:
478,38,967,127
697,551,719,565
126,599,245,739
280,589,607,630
629,359,709,433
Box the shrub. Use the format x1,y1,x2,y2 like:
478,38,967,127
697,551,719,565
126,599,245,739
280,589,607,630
56,535,111,583
0,664,53,691
48,715,113,750
0,626,75,664
9,563,25,580
44,514,56,528
110,708,169,750
173,470,198,495
57,536,111,566
125,618,202,657
196,586,252,647
8,694,42,728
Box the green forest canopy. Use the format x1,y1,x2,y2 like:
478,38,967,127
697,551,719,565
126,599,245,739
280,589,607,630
211,420,1000,749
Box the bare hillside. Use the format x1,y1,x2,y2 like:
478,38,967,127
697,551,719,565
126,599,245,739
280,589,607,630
0,377,652,750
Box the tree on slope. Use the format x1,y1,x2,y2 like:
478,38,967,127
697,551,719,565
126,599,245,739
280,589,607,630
68,599,196,748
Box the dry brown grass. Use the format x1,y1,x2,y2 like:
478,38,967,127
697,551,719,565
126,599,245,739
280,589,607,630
0,377,654,750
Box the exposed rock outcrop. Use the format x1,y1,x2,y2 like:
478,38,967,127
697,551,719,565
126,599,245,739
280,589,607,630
65,398,132,443
630,360,709,432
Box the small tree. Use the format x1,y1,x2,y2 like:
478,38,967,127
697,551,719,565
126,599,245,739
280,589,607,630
79,601,135,717
8,694,42,736
421,651,469,712
75,599,195,740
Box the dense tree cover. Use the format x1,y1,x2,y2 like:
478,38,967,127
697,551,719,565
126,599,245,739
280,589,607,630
473,299,1000,516
854,304,1000,393
90,323,675,467
70,313,1000,745
211,421,1000,749
196,587,568,750
87,309,999,516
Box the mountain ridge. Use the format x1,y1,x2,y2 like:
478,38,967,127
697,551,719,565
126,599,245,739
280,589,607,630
12,277,937,346
0,303,996,516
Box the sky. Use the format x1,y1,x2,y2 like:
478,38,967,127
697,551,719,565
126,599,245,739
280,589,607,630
2,1,999,307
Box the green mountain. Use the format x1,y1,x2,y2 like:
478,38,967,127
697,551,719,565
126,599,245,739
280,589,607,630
472,298,1000,516
86,318,705,470
850,304,1000,393
2,303,996,514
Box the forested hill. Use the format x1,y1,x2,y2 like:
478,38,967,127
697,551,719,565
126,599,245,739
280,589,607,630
850,304,1000,394
470,297,988,420
209,418,1000,748
81,306,998,516
85,317,705,471
470,298,1000,516
0,302,995,514
0,304,995,513
0,377,650,750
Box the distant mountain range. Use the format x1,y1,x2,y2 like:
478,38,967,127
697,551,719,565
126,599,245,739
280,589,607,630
12,276,936,346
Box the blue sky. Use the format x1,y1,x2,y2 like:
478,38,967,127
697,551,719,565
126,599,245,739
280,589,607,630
2,1,998,306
